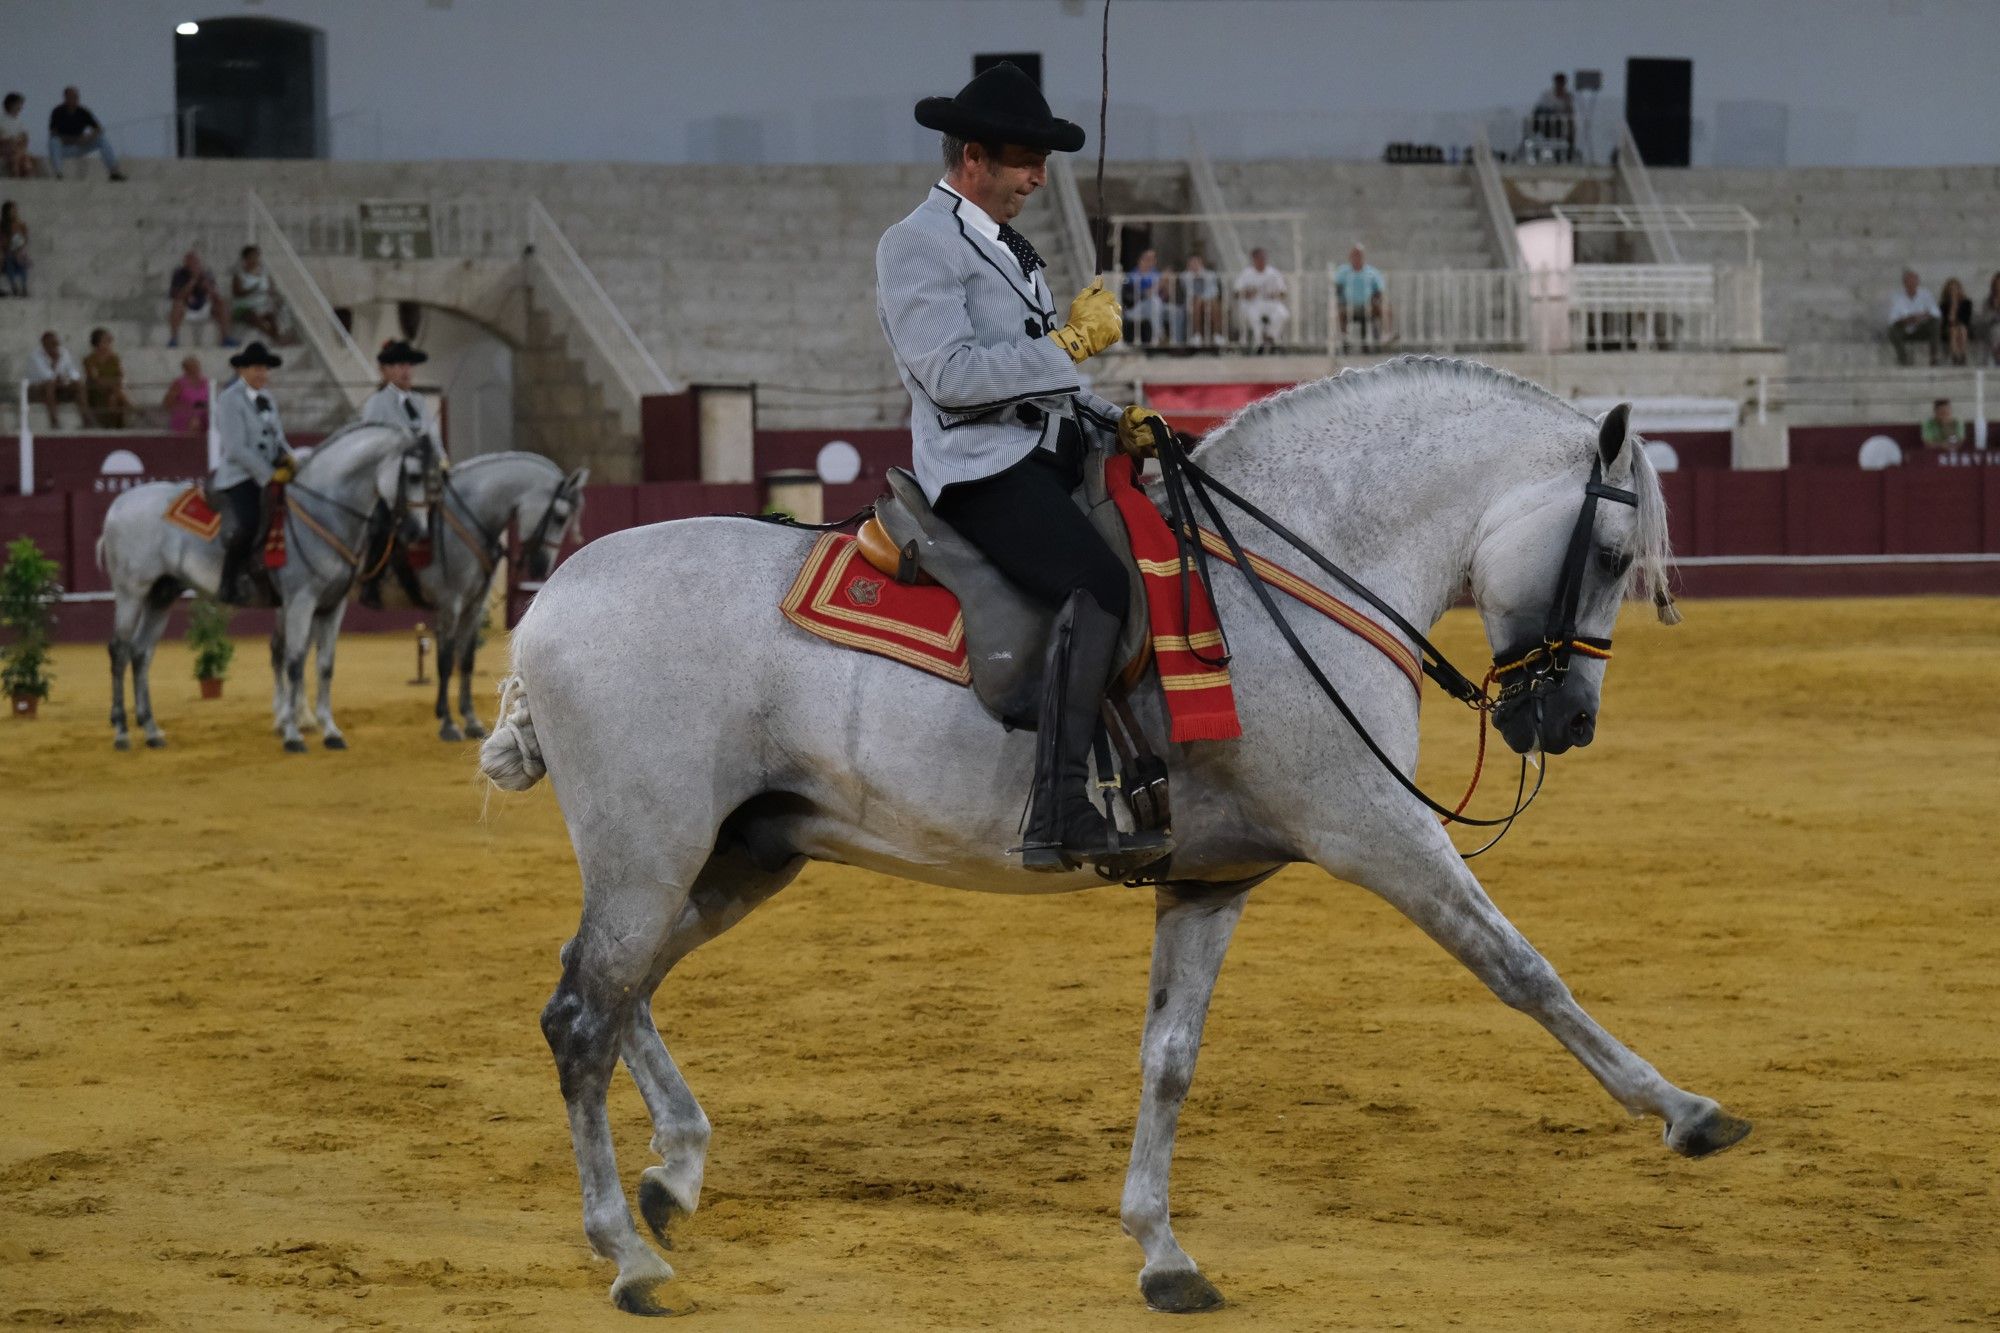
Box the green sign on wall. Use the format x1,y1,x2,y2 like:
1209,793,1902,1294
358,200,434,261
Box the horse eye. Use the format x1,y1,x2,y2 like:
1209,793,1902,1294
1597,548,1633,578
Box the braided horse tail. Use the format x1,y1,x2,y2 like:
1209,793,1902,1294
478,674,546,792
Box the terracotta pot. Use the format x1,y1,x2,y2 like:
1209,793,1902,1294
10,691,38,718
199,677,224,700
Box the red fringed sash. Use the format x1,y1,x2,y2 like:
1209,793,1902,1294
1104,454,1243,741
261,481,288,568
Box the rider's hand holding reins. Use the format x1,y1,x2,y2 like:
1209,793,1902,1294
271,456,297,484
1049,277,1122,362
1117,406,1175,458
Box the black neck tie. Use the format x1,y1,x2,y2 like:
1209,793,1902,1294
404,397,420,423
996,224,1045,280
254,394,270,413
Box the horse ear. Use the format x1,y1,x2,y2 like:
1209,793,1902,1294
1598,403,1631,468
565,467,590,489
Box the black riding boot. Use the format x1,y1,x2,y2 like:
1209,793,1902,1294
357,501,392,610
217,545,248,605
1020,590,1173,875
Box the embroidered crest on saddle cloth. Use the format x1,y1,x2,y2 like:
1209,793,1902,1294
780,534,971,685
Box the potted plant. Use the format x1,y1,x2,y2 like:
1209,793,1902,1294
187,596,234,700
0,536,61,719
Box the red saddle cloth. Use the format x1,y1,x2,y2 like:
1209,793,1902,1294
163,482,288,569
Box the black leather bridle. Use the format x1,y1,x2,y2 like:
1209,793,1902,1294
1153,433,1639,856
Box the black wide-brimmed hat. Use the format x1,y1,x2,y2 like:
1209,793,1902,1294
376,339,429,366
914,62,1085,153
228,341,282,369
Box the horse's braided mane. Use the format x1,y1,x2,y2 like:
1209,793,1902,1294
1194,354,1677,617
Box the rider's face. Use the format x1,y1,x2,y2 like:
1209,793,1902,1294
384,362,415,390
961,143,1048,222
239,365,270,390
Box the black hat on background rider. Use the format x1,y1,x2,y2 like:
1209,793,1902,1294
376,340,428,367
228,341,283,370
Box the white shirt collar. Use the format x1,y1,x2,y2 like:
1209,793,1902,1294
937,179,1003,246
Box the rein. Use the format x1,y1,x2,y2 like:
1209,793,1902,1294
283,478,373,574
1152,433,1635,854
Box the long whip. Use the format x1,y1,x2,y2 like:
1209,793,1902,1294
1093,0,1110,273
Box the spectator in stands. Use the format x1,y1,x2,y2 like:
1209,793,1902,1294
1886,268,1939,366
0,93,41,178
1122,247,1168,347
0,200,28,296
1532,73,1576,161
169,250,236,349
1234,248,1289,353
1936,277,1973,366
47,86,125,182
1920,398,1964,451
230,245,287,344
1181,253,1222,348
27,329,92,427
162,355,210,433
1333,243,1390,349
1977,273,2000,367
83,327,131,428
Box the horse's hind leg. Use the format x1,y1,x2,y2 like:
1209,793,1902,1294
108,632,132,750
1121,883,1247,1313
1332,836,1751,1157
269,626,287,733
624,837,803,1247
130,596,174,749
544,837,708,1315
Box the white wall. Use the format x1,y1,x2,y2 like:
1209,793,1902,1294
5,0,1995,168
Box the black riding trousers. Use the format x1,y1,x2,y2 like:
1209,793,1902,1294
932,433,1129,621
219,481,261,556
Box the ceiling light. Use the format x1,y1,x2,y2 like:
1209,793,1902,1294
176,21,199,35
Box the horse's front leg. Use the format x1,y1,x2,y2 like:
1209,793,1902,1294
433,605,462,741
311,600,349,749
1323,826,1751,1156
1120,883,1248,1313
456,611,487,739
269,626,287,734
276,596,316,753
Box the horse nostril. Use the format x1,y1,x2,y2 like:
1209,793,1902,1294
1568,711,1595,745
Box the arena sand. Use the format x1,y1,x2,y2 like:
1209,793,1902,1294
2,597,1995,1332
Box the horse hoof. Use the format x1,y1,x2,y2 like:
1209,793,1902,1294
463,721,488,740
639,1169,694,1249
1140,1267,1224,1314
113,737,130,751
323,734,348,751
438,724,464,743
1667,1104,1753,1159
610,1264,690,1317
145,736,167,749
283,738,309,754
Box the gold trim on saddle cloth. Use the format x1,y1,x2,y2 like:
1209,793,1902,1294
163,485,223,542
779,532,972,685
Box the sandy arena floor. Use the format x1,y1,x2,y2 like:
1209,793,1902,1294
2,597,1996,1331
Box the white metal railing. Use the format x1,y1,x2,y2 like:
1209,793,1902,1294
1472,130,1524,271
1754,367,1990,444
1616,123,1682,265
268,197,524,260
1557,263,1763,350
1046,153,1099,290
1363,269,1528,352
1185,132,1248,279
1100,266,1325,353
245,191,375,409
525,198,675,423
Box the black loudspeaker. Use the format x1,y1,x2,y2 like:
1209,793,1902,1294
1626,57,1692,166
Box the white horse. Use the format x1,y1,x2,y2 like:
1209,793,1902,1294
479,359,1750,1317
412,452,587,741
97,423,433,752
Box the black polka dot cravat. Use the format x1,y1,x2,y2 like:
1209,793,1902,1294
996,224,1045,279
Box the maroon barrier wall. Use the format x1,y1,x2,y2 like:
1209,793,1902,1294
1790,422,1997,467
1,432,329,498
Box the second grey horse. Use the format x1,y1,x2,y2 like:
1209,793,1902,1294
480,359,1752,1318
414,452,587,740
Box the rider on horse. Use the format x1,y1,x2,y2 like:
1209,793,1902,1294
213,340,295,604
357,339,437,610
878,62,1178,873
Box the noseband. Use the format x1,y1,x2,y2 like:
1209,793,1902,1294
1489,456,1637,707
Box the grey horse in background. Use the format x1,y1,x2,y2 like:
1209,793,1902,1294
97,423,433,752
480,359,1752,1317
414,451,586,741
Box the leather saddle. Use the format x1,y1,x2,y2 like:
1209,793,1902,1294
855,452,1152,727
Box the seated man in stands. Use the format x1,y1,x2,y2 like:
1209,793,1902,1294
1333,243,1390,349
0,93,42,177
26,328,92,428
1181,253,1222,348
1886,268,1940,366
169,249,237,349
1122,248,1169,347
1920,398,1964,452
1234,248,1289,353
46,86,125,181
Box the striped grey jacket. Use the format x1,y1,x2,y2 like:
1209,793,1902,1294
876,185,1120,501
211,377,291,489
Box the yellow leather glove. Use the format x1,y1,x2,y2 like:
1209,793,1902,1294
1047,277,1122,363
1117,405,1174,458
271,460,295,485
